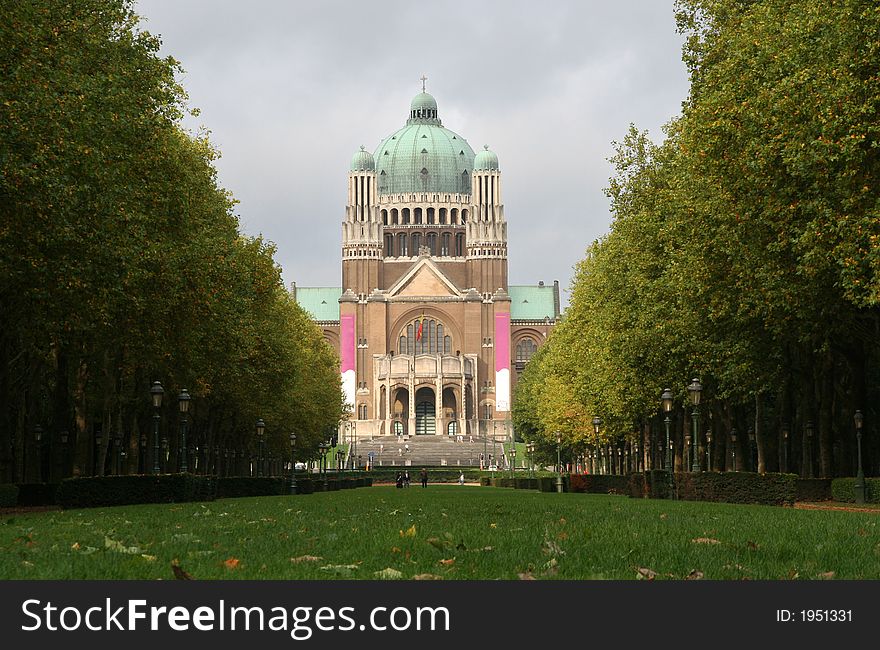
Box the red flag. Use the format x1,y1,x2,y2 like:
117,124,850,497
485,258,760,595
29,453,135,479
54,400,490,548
416,318,424,341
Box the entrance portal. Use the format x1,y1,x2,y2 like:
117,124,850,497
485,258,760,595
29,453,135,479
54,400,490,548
414,387,436,435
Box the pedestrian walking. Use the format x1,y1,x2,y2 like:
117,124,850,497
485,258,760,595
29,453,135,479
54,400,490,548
421,468,429,488
395,472,403,489
404,470,411,488
458,471,465,485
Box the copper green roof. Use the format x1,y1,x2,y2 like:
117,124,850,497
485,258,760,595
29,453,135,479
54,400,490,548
350,146,375,171
374,92,475,195
474,145,499,171
295,287,340,321
509,285,557,321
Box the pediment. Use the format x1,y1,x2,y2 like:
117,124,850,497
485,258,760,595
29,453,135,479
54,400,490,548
387,258,461,298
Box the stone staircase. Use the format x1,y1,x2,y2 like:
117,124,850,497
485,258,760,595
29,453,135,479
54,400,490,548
348,435,512,468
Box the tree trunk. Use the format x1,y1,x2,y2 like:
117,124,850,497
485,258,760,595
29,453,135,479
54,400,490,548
755,393,766,474
818,351,834,478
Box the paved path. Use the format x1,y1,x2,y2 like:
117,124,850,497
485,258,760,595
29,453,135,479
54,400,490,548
794,502,880,514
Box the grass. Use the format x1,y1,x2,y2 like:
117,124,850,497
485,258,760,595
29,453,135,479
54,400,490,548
1,487,878,580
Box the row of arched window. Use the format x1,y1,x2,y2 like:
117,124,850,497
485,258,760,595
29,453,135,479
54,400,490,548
399,319,452,355
515,338,538,363
381,207,467,226
385,232,464,257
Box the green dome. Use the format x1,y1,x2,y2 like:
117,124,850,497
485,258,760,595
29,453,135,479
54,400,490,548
350,145,375,171
375,92,475,194
474,145,499,171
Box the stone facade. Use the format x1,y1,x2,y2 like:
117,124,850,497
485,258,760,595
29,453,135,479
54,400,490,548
294,89,559,443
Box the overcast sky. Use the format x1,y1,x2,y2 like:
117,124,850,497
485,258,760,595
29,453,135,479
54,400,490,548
135,0,690,304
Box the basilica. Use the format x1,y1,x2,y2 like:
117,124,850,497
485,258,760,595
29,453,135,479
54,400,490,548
294,87,559,446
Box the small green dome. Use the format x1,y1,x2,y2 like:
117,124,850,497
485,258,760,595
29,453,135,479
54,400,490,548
409,92,439,122
474,145,499,171
350,145,375,171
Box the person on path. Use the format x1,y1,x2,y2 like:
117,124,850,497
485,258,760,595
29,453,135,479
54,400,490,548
420,468,429,488
395,472,403,489
458,471,465,485
404,470,411,488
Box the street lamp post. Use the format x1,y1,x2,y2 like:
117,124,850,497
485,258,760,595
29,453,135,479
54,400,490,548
336,450,343,481
289,432,297,495
661,388,674,498
256,419,265,477
592,416,602,475
805,420,814,479
748,427,756,472
510,448,516,478
555,431,564,493
34,425,43,483
730,429,737,472
178,389,191,472
526,442,535,477
706,431,712,472
781,423,789,473
150,381,164,474
687,378,702,472
854,410,865,505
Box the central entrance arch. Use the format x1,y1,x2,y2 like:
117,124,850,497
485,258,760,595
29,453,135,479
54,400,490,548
414,387,436,435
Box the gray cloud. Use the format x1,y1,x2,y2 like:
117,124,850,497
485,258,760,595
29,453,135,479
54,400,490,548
135,0,689,304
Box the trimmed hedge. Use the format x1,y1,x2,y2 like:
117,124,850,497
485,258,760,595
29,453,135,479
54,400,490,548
675,472,797,506
514,478,539,490
217,477,286,498
537,476,569,492
831,478,880,503
0,484,19,507
16,483,60,506
796,479,833,502
57,474,217,509
569,474,630,495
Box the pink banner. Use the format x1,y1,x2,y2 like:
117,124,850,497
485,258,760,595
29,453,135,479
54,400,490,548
494,313,510,372
340,315,356,373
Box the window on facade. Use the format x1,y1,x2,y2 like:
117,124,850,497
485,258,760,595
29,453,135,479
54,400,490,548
515,338,538,363
399,318,453,355
398,233,408,256
402,208,410,224
411,232,421,253
455,233,464,256
358,404,367,420
391,208,398,225
439,208,447,224
441,232,451,256
414,207,422,224
427,208,435,224
461,208,468,223
426,232,437,255
385,234,394,257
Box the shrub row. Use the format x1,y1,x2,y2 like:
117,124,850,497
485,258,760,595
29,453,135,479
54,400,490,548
569,474,630,495
57,474,218,509
480,477,540,490
216,475,373,498
0,484,19,507
831,478,880,503
627,471,797,506
796,479,833,502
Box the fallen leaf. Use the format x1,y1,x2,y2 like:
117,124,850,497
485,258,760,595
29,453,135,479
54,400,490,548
104,536,142,554
660,513,668,520
818,571,835,580
223,557,240,570
518,571,536,580
786,569,800,580
489,523,497,529
171,559,194,580
439,558,456,566
399,524,417,538
319,563,361,576
413,573,444,580
71,542,80,551
559,518,566,524
686,570,704,580
141,554,157,562
542,538,565,557
692,537,721,545
390,546,401,554
290,555,323,563
426,537,447,550
636,567,657,580
374,567,404,580
556,531,568,541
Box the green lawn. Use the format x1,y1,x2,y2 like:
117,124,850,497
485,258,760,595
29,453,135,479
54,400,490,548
1,487,878,580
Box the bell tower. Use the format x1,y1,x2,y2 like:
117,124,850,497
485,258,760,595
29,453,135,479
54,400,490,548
467,146,508,293
342,146,382,294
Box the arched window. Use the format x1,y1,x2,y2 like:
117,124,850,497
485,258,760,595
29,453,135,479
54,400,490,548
397,233,408,257
381,209,388,225
441,232,451,256
455,233,464,256
426,232,437,255
439,208,447,224
427,208,435,224
399,317,453,356
391,208,398,225
411,232,421,253
402,208,410,224
461,208,468,223
451,208,458,223
515,338,538,363
385,234,394,257
414,207,422,224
